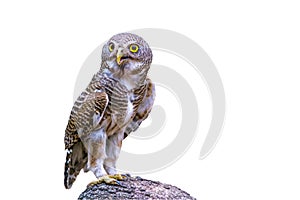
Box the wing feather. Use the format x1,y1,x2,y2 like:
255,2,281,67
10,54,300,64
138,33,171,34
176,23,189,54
64,82,108,149
64,81,108,189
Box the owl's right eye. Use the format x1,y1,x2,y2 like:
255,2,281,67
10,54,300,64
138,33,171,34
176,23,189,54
108,43,114,52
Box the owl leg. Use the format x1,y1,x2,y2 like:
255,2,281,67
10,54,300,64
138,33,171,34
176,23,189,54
84,128,107,178
104,131,124,175
87,130,125,187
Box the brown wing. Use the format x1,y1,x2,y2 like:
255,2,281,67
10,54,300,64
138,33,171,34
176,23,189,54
64,84,108,150
124,78,155,139
64,81,108,189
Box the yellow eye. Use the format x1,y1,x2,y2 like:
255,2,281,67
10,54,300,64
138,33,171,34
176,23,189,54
108,43,114,52
129,44,139,53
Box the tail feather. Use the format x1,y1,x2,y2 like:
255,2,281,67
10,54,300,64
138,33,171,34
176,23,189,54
64,141,87,189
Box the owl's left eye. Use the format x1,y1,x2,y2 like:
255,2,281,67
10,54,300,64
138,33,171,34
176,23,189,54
129,44,139,53
108,43,114,52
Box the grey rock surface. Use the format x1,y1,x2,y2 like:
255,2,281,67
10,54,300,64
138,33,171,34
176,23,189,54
78,174,196,200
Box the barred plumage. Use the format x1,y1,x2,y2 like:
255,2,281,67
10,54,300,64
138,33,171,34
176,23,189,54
64,33,155,189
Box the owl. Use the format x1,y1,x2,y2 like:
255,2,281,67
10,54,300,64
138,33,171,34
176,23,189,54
64,33,155,189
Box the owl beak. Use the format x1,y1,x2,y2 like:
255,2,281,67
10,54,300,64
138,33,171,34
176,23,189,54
116,48,124,65
117,54,123,65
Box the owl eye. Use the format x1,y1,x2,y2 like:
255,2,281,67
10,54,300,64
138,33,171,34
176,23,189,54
129,44,139,53
108,43,114,52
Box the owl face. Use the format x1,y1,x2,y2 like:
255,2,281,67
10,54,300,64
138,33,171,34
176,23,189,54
101,33,152,77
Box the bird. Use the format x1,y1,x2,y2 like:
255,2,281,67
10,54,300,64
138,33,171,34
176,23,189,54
64,33,155,189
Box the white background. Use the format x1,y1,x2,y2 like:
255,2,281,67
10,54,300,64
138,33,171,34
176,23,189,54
0,1,299,199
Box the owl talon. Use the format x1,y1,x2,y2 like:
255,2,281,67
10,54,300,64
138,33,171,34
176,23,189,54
87,174,125,187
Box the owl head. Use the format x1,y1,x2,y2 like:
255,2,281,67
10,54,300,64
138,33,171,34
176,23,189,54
100,33,152,79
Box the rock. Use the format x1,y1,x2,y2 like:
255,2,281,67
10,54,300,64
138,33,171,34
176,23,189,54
78,174,196,200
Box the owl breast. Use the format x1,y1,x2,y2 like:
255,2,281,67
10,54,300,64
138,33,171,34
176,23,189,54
98,79,136,135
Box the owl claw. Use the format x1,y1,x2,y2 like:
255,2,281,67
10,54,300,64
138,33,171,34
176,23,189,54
87,174,125,187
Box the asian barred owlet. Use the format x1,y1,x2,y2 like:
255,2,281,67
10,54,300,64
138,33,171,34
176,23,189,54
64,33,155,189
